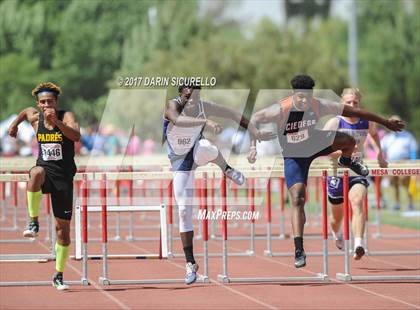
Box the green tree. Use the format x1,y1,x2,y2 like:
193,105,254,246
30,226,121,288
0,53,46,119
358,0,420,138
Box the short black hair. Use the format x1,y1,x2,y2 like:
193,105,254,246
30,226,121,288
178,84,201,93
290,75,315,90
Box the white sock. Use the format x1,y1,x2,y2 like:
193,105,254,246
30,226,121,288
354,237,363,248
332,229,343,240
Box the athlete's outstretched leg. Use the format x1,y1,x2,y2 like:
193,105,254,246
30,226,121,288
173,171,199,284
349,184,367,260
288,182,307,268
51,185,73,291
53,218,71,290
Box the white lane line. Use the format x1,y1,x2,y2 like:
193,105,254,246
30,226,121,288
228,243,420,309
39,242,131,310
126,242,279,310
367,256,420,270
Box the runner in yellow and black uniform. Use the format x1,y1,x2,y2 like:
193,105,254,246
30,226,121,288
8,82,80,290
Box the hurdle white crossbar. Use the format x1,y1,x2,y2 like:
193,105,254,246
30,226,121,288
1,218,88,286
98,203,188,285
74,205,168,260
0,212,56,262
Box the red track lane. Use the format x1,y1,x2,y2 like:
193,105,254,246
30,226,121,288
0,184,419,309
1,215,419,309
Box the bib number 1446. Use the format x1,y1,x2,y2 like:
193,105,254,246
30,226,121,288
41,143,63,161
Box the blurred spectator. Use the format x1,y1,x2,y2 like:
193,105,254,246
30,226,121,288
1,135,19,156
1,114,35,157
19,143,32,156
126,133,141,155
91,127,106,156
217,127,253,154
364,126,386,160
80,126,95,155
1,116,163,157
103,125,120,156
232,130,251,154
142,138,156,155
381,115,418,210
218,127,237,154
364,125,387,208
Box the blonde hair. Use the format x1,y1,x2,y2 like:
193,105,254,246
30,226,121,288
31,82,62,98
341,88,362,99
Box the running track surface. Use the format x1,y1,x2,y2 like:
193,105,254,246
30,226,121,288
1,206,419,310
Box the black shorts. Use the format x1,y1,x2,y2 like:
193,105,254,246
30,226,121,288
29,166,73,220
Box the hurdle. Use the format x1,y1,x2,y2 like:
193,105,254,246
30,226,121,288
0,181,38,243
200,172,210,283
0,181,19,232
91,173,185,285
0,178,6,222
242,173,319,242
247,177,256,255
217,176,259,250
295,176,336,240
167,180,174,257
169,170,262,258
0,174,55,262
76,167,165,245
0,175,89,287
336,170,420,282
74,174,167,260
372,173,419,240
263,171,344,258
93,171,210,285
126,172,171,240
278,177,288,239
364,169,420,256
218,172,330,283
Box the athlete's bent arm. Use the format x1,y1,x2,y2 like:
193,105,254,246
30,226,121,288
247,104,282,163
58,111,81,142
8,107,39,137
165,100,208,127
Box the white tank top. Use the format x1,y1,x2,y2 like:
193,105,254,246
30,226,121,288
166,98,206,156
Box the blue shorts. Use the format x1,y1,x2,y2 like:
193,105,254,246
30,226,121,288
327,176,369,204
284,146,333,188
